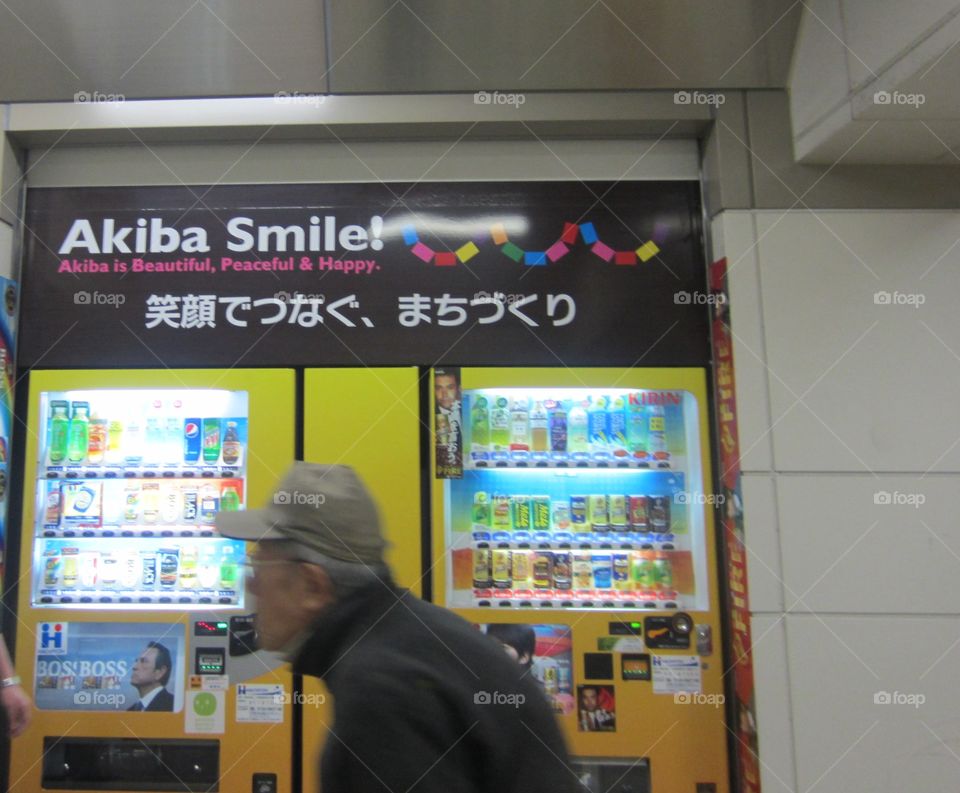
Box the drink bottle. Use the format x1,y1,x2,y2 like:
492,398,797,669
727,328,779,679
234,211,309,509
221,421,242,466
567,401,589,453
123,418,144,464
67,402,90,463
587,396,609,453
489,397,511,451
548,401,567,452
608,396,627,455
202,418,221,464
509,398,529,450
49,401,70,463
87,416,107,464
626,396,647,458
105,419,124,464
529,401,548,451
648,404,669,461
220,484,240,512
183,418,202,463
470,396,490,450
219,545,238,589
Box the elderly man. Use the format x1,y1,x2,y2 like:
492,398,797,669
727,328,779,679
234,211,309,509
216,462,576,793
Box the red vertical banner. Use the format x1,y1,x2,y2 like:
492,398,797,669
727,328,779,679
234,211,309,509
709,258,761,793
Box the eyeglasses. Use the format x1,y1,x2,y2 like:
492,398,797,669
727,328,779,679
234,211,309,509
239,557,300,580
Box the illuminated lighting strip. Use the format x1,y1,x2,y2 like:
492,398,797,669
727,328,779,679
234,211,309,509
401,223,661,267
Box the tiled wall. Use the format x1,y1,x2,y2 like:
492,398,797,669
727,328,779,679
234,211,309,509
713,209,960,793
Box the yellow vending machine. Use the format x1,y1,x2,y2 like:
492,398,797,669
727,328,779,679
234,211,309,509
11,368,295,793
298,367,423,793
432,367,728,793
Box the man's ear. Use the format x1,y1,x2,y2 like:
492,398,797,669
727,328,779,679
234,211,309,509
298,563,335,612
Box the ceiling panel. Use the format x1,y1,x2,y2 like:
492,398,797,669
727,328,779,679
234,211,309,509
0,0,327,102
326,0,802,92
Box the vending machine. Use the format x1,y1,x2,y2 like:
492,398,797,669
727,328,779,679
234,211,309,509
432,367,729,793
10,368,296,793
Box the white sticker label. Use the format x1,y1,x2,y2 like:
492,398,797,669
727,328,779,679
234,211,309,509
185,690,225,734
236,683,284,723
651,655,701,694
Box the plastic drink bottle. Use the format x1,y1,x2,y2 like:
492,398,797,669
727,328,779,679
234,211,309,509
587,396,609,453
626,396,647,457
567,401,589,453
219,484,240,512
548,401,567,452
67,402,90,463
648,404,668,460
608,396,628,455
470,396,490,450
87,417,107,464
221,421,242,466
183,419,202,463
164,417,182,464
179,545,198,589
202,419,221,464
49,401,69,463
489,397,511,451
105,419,124,464
198,547,219,589
510,398,530,450
123,418,144,464
529,401,548,451
219,545,238,589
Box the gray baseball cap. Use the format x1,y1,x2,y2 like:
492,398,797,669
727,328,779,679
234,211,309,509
215,462,387,565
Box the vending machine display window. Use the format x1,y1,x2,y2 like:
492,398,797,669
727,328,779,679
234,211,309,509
32,389,248,609
444,388,710,612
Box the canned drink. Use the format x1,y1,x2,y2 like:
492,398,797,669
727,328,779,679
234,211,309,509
588,494,609,531
573,553,593,589
629,495,649,529
182,487,199,523
533,552,553,589
511,550,532,588
472,548,493,588
552,502,572,531
43,550,61,587
159,548,179,589
491,495,512,531
592,553,612,590
654,551,673,589
511,496,532,531
649,495,671,531
552,552,572,590
532,496,551,531
570,496,588,529
633,550,656,589
609,495,628,528
612,554,631,589
492,550,512,589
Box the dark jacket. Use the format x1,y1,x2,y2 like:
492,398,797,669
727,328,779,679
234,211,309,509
293,581,577,793
128,688,174,712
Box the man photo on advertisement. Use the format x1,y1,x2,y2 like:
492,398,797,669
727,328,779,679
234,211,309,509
578,685,616,732
217,462,576,793
128,642,174,712
434,368,462,472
